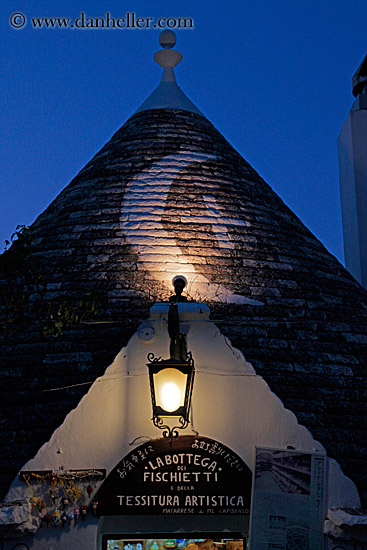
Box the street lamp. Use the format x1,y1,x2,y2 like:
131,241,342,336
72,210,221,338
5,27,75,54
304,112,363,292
147,353,195,441
147,276,195,442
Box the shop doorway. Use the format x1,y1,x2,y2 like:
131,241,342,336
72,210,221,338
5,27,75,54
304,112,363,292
102,535,248,550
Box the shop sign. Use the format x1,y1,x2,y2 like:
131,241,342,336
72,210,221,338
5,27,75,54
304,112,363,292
95,436,252,515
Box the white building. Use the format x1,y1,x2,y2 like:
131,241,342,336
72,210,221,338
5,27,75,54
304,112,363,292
338,54,367,288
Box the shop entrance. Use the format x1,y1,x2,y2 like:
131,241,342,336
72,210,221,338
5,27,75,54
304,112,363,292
102,534,248,550
96,436,251,550
98,516,249,550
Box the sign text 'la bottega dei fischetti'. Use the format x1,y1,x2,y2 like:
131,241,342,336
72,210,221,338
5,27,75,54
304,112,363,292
95,436,252,515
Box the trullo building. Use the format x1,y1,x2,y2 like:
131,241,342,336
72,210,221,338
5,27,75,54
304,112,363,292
1,31,367,550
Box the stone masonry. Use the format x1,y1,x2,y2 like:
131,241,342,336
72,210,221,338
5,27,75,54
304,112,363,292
0,109,366,504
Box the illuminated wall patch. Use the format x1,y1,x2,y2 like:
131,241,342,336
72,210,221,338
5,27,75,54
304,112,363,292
121,151,261,305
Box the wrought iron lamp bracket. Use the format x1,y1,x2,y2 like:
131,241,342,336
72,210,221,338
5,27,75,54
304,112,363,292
152,415,189,445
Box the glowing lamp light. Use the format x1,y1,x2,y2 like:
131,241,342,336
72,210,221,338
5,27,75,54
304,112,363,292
160,381,181,412
147,355,195,442
154,367,187,413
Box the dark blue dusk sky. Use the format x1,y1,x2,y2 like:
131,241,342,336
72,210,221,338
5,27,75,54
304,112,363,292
1,0,366,264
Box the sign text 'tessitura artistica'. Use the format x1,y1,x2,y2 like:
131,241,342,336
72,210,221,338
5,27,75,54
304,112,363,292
95,436,252,515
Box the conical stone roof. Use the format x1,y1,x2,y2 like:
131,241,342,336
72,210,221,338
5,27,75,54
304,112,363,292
1,34,367,504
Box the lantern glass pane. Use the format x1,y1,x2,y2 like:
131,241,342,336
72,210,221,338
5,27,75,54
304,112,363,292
153,368,187,414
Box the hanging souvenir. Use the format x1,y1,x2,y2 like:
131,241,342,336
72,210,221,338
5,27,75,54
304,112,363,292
50,476,58,486
67,511,74,525
43,513,52,528
66,479,73,490
61,497,69,509
87,484,93,497
49,488,59,504
61,512,67,527
39,512,45,527
30,496,39,509
74,507,80,522
52,509,61,527
80,504,88,520
68,483,82,501
38,499,45,511
90,501,98,515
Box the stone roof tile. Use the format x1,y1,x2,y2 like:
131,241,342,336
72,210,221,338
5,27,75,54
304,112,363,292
1,107,367,506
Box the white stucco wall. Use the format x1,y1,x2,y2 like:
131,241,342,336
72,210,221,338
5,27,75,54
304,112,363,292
3,303,360,550
338,109,367,288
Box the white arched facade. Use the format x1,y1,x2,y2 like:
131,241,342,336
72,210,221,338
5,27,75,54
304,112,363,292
2,303,360,550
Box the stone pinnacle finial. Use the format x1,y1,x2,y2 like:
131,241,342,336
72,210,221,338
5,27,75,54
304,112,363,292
154,31,183,83
159,30,177,49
